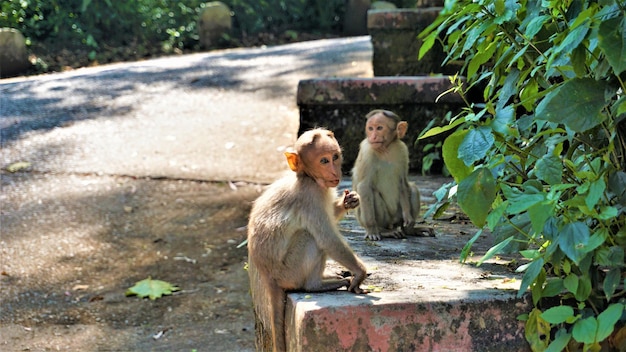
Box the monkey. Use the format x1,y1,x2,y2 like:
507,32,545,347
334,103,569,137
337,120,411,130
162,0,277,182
247,128,368,352
352,109,435,241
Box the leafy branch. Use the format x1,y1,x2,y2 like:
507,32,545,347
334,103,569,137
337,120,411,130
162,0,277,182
419,0,626,350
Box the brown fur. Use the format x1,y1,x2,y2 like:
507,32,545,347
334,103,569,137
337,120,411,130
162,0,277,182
247,128,367,351
352,110,433,240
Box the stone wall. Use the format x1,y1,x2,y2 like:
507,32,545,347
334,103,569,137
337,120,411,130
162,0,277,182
297,77,464,173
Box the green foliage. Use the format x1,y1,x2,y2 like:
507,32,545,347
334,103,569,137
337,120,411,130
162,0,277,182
126,277,180,300
420,0,626,349
0,0,346,59
225,0,344,35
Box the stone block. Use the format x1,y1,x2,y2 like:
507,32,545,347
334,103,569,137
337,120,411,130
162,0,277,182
344,0,372,36
0,28,31,78
198,2,232,49
297,77,464,173
367,8,462,76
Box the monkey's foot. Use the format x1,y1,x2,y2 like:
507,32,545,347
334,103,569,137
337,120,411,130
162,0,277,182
364,229,405,241
403,225,436,237
364,232,383,241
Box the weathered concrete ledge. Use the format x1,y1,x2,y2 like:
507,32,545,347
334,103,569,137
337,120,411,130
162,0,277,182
286,291,529,352
368,8,463,76
282,178,531,351
297,77,464,173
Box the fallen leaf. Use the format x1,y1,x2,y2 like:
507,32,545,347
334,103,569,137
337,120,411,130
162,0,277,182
125,277,179,300
6,161,31,173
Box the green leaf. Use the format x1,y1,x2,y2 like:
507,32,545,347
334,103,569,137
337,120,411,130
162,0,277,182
595,245,624,267
486,199,506,231
558,221,591,265
419,30,438,60
458,126,495,166
457,167,496,227
491,105,517,137
603,268,621,301
501,184,545,214
596,303,624,341
541,305,574,324
518,258,544,298
468,40,497,78
524,15,550,39
420,116,466,140
126,277,180,300
597,206,618,220
477,235,514,266
585,178,606,209
525,308,551,351
572,316,597,344
598,16,626,75
545,328,572,352
528,202,553,235
564,274,579,295
575,275,592,301
534,154,562,185
442,129,473,183
542,278,564,297
571,44,587,77
556,24,588,56
460,229,483,263
536,78,609,132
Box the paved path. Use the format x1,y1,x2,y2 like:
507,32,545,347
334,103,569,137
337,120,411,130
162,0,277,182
1,36,372,183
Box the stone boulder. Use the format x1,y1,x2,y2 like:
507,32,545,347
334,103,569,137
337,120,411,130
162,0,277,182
198,2,232,49
0,28,31,78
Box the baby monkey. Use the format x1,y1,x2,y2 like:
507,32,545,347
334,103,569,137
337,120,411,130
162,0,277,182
247,128,368,352
352,109,435,240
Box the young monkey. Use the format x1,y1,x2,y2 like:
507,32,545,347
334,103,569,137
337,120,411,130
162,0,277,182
247,128,368,352
352,109,434,241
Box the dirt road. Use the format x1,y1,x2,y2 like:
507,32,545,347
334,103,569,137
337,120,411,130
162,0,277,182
0,37,373,351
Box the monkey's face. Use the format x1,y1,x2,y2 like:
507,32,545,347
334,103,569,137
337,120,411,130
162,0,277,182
304,146,343,188
366,113,397,152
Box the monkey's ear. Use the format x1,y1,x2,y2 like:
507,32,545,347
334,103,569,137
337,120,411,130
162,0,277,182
397,121,408,139
284,151,300,172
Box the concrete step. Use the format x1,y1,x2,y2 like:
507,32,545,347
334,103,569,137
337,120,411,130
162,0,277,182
283,178,531,351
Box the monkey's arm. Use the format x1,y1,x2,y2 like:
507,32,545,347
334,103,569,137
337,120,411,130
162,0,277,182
305,208,368,293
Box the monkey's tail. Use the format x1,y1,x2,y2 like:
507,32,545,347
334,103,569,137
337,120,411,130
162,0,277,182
269,281,287,352
249,262,287,352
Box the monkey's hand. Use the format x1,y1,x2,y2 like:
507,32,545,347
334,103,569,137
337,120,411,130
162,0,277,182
342,190,360,210
402,212,415,229
348,270,369,294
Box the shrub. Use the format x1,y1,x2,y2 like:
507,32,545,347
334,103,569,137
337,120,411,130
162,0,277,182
420,0,626,350
0,0,346,60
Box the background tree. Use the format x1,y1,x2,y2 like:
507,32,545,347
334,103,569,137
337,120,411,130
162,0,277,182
420,0,625,350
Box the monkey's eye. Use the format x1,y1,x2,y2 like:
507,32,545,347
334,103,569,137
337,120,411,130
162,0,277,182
376,126,384,131
320,157,330,164
332,153,340,161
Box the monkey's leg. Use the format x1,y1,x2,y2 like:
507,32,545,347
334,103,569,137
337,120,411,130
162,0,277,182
355,183,393,241
302,253,350,292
